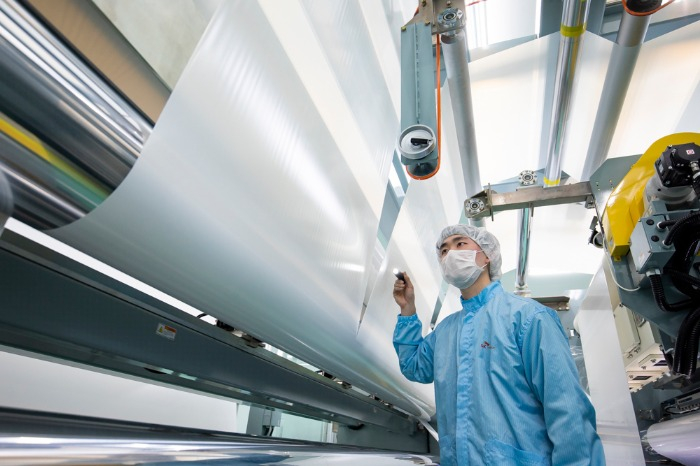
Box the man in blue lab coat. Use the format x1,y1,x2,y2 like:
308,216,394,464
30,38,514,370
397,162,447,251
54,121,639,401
393,224,605,466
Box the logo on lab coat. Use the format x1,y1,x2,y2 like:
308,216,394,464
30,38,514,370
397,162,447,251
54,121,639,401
481,341,494,349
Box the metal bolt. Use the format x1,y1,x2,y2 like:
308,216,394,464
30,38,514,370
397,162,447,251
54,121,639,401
646,219,654,225
651,235,659,242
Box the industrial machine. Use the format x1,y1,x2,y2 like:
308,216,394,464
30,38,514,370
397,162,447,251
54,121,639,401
1,0,699,463
602,133,700,381
598,133,700,464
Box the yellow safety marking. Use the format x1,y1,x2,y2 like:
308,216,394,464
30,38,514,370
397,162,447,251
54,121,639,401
0,115,108,197
543,176,560,187
0,117,53,162
560,23,586,38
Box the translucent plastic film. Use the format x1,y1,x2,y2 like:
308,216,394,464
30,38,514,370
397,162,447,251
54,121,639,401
575,267,645,465
50,1,423,415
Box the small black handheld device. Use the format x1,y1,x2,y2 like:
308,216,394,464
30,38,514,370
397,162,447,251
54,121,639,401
392,268,405,281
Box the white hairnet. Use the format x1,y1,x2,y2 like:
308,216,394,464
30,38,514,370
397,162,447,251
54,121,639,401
435,224,502,281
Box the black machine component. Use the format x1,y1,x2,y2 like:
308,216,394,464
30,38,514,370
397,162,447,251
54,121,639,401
648,209,700,379
654,143,700,197
642,144,700,379
660,387,700,416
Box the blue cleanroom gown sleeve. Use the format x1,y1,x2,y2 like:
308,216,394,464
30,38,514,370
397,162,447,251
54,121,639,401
520,310,606,466
393,314,435,384
392,282,605,466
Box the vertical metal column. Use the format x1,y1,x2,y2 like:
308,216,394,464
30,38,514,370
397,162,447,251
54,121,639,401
580,6,654,181
543,0,591,187
518,0,589,293
515,207,533,295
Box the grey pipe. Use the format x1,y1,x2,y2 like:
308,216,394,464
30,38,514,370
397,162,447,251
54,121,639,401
543,0,591,187
515,206,533,295
441,26,482,198
0,0,151,229
580,10,652,181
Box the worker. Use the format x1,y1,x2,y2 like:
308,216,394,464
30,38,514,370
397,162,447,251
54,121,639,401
392,224,605,466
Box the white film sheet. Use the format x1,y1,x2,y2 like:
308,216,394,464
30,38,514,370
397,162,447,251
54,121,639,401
50,0,426,416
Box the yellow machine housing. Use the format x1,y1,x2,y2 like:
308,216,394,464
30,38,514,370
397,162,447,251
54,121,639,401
602,132,700,260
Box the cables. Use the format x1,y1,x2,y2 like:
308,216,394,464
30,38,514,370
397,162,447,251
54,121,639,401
652,210,700,378
649,273,693,312
608,262,640,292
662,211,700,246
673,306,700,375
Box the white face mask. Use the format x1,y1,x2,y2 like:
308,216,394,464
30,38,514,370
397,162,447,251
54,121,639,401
440,249,486,290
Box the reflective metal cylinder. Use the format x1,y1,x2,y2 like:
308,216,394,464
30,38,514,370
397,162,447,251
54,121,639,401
0,0,151,229
441,27,482,198
543,0,590,187
515,206,532,295
529,0,589,293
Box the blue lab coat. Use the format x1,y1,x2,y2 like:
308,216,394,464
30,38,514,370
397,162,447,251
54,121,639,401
393,281,605,466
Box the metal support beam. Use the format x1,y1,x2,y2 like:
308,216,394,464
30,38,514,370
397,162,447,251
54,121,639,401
464,182,594,219
586,0,607,35
0,230,416,435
